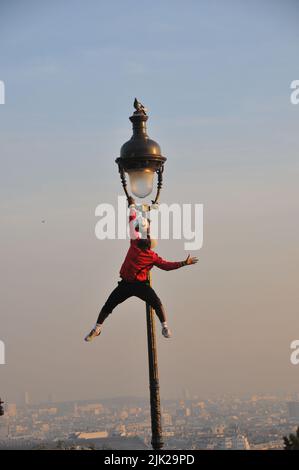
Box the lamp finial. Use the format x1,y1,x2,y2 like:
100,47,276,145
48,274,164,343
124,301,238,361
133,98,147,115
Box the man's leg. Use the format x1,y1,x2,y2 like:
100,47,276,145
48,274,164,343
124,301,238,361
85,281,133,341
97,281,133,324
133,282,172,338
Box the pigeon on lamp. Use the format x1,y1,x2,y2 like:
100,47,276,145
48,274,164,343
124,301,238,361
133,98,147,115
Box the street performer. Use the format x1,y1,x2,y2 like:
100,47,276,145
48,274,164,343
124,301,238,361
85,197,198,341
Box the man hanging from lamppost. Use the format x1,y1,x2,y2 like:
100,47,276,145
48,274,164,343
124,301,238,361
85,98,198,450
84,197,198,342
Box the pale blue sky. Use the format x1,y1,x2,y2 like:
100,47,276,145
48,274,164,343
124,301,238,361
1,1,299,186
0,1,299,403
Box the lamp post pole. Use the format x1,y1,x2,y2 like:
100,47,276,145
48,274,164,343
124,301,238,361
116,100,166,450
146,273,163,450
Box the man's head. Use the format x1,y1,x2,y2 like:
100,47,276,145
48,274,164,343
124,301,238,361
137,236,151,251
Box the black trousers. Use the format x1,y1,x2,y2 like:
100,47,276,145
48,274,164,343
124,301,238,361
97,279,166,324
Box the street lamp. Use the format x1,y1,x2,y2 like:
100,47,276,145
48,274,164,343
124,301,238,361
116,98,166,206
116,99,166,450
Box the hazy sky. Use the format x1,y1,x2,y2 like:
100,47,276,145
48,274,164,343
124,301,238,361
0,0,299,404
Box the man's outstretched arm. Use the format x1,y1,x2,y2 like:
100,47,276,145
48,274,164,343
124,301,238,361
153,253,199,271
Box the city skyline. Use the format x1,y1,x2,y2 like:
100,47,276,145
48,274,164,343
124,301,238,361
1,392,299,450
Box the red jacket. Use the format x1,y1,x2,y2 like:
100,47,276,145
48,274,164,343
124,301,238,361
119,206,183,282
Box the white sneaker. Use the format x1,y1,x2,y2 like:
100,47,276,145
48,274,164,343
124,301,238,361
162,326,172,338
84,327,101,342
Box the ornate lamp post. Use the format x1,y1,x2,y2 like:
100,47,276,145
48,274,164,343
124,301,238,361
116,99,166,450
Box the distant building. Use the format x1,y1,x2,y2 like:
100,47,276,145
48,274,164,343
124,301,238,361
24,392,30,406
68,434,148,450
76,403,103,414
0,436,149,450
231,435,250,450
162,412,173,426
112,424,126,437
73,431,108,439
7,404,17,417
47,393,54,403
0,420,7,439
41,424,50,433
38,407,58,416
287,401,299,419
